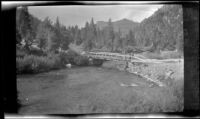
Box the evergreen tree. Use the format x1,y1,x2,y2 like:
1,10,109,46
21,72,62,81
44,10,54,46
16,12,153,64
108,18,115,51
52,17,62,52
16,6,34,50
83,18,97,51
127,30,136,46
36,17,54,51
60,25,70,50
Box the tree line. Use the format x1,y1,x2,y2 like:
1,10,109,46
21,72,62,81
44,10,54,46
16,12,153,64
16,5,184,54
16,6,138,53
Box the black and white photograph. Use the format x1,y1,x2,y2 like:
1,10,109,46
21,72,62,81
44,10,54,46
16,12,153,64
14,2,185,115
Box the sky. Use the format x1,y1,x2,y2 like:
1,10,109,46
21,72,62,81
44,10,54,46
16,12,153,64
28,4,163,28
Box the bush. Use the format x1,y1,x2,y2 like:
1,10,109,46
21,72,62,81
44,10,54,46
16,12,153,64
16,53,63,74
65,50,79,65
29,48,47,56
16,47,106,74
58,52,70,65
17,47,47,58
58,50,90,66
92,59,104,66
58,50,79,65
74,55,89,66
16,49,27,58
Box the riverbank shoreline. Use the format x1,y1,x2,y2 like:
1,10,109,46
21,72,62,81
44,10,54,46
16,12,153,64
102,58,184,86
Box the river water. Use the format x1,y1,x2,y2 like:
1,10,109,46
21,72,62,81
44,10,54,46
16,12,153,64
17,66,183,114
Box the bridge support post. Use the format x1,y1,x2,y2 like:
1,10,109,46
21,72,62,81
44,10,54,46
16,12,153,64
125,61,129,71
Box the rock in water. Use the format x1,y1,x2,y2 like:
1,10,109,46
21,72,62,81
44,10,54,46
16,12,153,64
66,63,72,68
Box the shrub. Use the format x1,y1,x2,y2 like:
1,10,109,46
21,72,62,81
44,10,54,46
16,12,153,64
92,59,104,66
74,55,89,66
16,49,27,58
48,53,63,69
58,52,71,65
57,50,78,65
29,48,47,56
58,50,90,66
16,53,63,74
17,57,30,73
65,50,79,65
17,47,105,74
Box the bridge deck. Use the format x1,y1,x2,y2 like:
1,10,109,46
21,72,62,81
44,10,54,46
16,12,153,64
84,51,181,63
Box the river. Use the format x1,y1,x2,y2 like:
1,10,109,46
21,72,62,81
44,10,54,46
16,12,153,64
17,66,183,114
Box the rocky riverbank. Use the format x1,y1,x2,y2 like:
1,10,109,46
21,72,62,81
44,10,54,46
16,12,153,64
102,59,184,86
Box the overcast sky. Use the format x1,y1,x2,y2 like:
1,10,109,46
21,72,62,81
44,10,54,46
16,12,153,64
28,4,163,28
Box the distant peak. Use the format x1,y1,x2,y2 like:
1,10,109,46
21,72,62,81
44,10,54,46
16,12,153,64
122,18,130,21
117,18,136,23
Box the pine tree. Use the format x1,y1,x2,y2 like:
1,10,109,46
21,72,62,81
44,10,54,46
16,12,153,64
60,25,70,50
114,28,123,52
16,6,34,50
36,17,54,51
52,16,62,52
83,18,97,51
128,30,136,46
108,18,115,51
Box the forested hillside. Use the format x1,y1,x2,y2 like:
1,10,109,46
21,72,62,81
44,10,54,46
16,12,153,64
134,5,183,53
94,5,183,53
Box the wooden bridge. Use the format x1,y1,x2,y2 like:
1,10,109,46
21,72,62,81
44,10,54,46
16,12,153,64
83,51,181,64
85,52,136,62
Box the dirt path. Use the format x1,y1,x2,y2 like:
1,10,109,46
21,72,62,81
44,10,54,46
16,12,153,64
17,66,183,114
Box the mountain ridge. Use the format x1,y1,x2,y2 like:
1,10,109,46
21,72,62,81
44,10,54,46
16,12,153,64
96,18,139,36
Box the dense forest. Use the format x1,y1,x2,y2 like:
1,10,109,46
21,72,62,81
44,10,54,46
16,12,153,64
16,5,184,74
135,5,183,53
